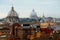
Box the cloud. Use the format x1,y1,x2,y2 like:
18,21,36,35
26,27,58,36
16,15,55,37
10,0,15,4
40,1,56,5
0,0,60,18
0,13,7,18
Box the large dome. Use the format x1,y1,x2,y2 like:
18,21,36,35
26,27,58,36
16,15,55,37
7,6,18,17
6,6,20,23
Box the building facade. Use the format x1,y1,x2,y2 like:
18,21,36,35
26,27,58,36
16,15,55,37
0,6,59,40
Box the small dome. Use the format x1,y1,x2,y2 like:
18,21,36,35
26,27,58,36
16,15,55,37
7,6,18,17
30,9,38,19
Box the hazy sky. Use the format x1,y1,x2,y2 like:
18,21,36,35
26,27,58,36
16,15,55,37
0,0,60,18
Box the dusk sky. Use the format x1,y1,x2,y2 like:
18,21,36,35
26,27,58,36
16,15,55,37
0,0,60,18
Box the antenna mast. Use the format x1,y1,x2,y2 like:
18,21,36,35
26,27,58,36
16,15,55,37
10,0,14,6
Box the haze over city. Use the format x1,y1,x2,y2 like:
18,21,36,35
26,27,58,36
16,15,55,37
0,0,60,18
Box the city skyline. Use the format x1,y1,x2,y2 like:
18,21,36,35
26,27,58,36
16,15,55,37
0,0,60,18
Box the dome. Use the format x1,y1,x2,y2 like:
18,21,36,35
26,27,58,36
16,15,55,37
6,6,20,23
30,9,38,19
7,6,18,17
